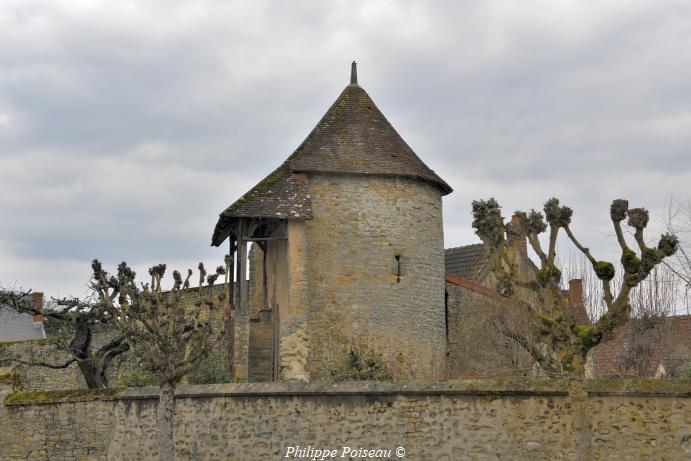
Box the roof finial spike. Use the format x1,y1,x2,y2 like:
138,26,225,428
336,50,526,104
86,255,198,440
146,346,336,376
350,61,358,86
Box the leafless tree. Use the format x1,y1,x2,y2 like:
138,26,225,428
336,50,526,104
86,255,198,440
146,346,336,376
0,288,129,389
560,252,612,322
562,253,680,321
90,260,226,461
663,191,691,312
617,264,681,376
476,299,542,377
630,265,679,317
472,197,678,376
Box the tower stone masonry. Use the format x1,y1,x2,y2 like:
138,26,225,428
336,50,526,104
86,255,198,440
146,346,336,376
213,63,452,380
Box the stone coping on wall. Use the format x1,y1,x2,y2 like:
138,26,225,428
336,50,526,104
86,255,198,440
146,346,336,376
4,378,691,406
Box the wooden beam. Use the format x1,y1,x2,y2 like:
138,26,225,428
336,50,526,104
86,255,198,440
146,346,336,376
228,239,236,307
235,220,244,311
237,220,250,315
233,219,250,380
245,237,288,242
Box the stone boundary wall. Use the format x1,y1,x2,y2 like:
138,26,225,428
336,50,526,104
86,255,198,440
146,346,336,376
1,379,690,460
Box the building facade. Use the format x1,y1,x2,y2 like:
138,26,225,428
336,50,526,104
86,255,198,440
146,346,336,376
212,63,451,381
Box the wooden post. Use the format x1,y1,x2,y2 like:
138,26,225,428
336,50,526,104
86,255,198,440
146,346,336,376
238,227,248,315
233,219,250,379
228,239,236,308
262,243,269,314
235,221,243,308
226,238,236,377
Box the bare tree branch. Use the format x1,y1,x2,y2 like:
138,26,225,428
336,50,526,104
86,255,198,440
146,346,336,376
0,286,129,389
7,356,77,369
89,259,227,461
472,197,678,377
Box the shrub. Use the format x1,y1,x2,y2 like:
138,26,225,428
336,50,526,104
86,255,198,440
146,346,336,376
186,351,231,384
311,332,401,381
117,368,158,387
330,346,391,382
675,361,691,379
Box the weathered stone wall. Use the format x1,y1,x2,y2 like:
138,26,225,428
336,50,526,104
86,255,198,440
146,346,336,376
446,283,535,378
248,311,273,382
305,174,447,379
0,332,135,390
175,283,229,333
279,220,310,381
248,243,265,318
446,283,487,377
248,243,276,382
1,380,689,460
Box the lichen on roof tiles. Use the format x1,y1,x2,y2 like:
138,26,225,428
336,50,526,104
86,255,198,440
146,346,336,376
444,243,489,282
212,77,451,246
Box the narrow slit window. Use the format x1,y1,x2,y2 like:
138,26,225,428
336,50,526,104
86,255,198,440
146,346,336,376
394,255,402,283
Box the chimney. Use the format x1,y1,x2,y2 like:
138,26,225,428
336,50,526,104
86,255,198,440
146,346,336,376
568,279,583,306
511,215,528,257
31,292,44,326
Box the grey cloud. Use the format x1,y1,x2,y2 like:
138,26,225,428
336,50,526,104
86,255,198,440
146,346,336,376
1,1,690,298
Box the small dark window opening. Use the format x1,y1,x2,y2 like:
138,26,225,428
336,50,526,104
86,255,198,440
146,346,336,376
394,255,401,283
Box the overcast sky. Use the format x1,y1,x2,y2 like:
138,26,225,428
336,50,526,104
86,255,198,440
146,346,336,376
1,0,690,298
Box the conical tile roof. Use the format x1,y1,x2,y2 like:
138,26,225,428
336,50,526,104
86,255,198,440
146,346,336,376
289,83,451,192
212,69,452,246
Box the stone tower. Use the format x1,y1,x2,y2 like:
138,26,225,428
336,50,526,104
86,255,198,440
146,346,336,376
212,63,452,381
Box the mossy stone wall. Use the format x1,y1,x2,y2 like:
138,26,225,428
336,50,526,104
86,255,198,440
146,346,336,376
1,379,689,460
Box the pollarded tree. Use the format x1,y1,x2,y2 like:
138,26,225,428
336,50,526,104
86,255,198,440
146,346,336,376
472,198,678,375
90,260,226,461
0,288,129,389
